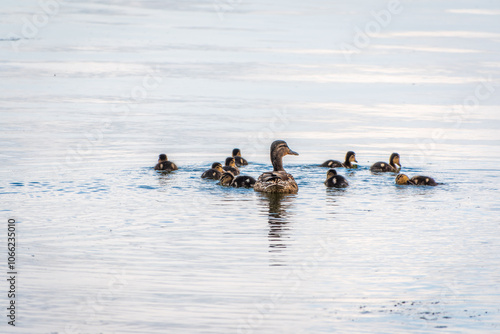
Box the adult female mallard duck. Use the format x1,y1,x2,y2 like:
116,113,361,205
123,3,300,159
201,162,224,180
254,140,299,194
324,169,349,188
396,174,438,186
370,153,400,172
321,151,358,168
223,157,240,175
232,148,248,166
219,172,256,188
154,154,178,171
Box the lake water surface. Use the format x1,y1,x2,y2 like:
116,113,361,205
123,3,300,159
1,0,500,333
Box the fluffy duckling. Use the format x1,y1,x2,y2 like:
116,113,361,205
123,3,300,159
219,172,256,188
232,148,248,166
321,151,358,168
324,169,349,188
233,175,257,188
370,153,401,172
219,172,235,186
396,174,438,186
201,162,224,180
223,157,240,176
154,154,178,171
254,140,299,194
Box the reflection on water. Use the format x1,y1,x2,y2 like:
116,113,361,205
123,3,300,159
258,193,296,256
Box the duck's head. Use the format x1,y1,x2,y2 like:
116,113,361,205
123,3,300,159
390,153,401,169
232,148,242,157
225,157,236,167
346,151,357,164
326,169,338,179
396,174,414,185
211,162,224,173
158,154,167,162
220,172,235,186
270,140,299,171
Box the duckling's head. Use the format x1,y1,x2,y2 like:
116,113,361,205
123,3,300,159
211,162,224,173
158,154,167,162
225,157,236,167
232,148,242,157
220,172,234,186
396,174,413,185
326,169,338,179
270,140,299,171
390,153,400,168
346,151,357,164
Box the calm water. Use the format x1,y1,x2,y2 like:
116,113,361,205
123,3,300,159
1,0,500,333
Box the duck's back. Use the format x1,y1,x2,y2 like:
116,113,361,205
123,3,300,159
223,166,240,175
235,156,248,166
370,161,393,172
155,161,178,171
320,160,342,168
325,175,349,188
202,169,222,180
410,175,437,186
254,171,298,193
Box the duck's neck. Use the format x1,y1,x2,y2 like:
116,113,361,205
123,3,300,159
344,159,351,168
271,152,285,172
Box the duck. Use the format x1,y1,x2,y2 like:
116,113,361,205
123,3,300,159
254,140,299,194
370,153,400,172
219,172,235,186
396,174,438,186
232,148,248,166
223,157,240,176
154,154,178,171
218,172,257,188
201,162,224,180
324,169,349,188
321,151,358,168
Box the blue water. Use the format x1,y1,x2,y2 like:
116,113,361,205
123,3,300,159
1,0,500,333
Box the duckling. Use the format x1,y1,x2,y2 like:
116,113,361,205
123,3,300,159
324,169,349,188
233,175,256,188
254,140,299,194
321,151,358,168
232,148,248,166
370,153,401,172
219,172,235,186
223,157,240,176
154,154,178,171
396,174,438,186
201,162,224,180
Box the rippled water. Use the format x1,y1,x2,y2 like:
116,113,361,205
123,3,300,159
1,0,500,333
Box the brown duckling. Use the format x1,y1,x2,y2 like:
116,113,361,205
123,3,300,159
324,169,349,188
154,154,178,171
370,153,401,172
321,151,358,168
223,157,240,176
254,140,299,194
219,172,235,186
201,162,224,180
232,148,248,166
396,174,438,186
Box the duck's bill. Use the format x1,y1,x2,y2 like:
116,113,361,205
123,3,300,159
288,150,299,156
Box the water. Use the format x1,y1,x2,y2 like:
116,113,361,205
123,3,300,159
1,0,500,333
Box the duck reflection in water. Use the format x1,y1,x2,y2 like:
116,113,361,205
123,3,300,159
259,193,296,256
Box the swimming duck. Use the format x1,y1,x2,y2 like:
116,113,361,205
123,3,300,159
223,157,240,176
233,175,257,188
232,148,248,166
324,169,349,188
396,174,438,186
370,153,400,172
218,172,257,188
201,162,224,180
321,151,358,168
254,140,299,194
219,172,235,186
154,154,178,171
